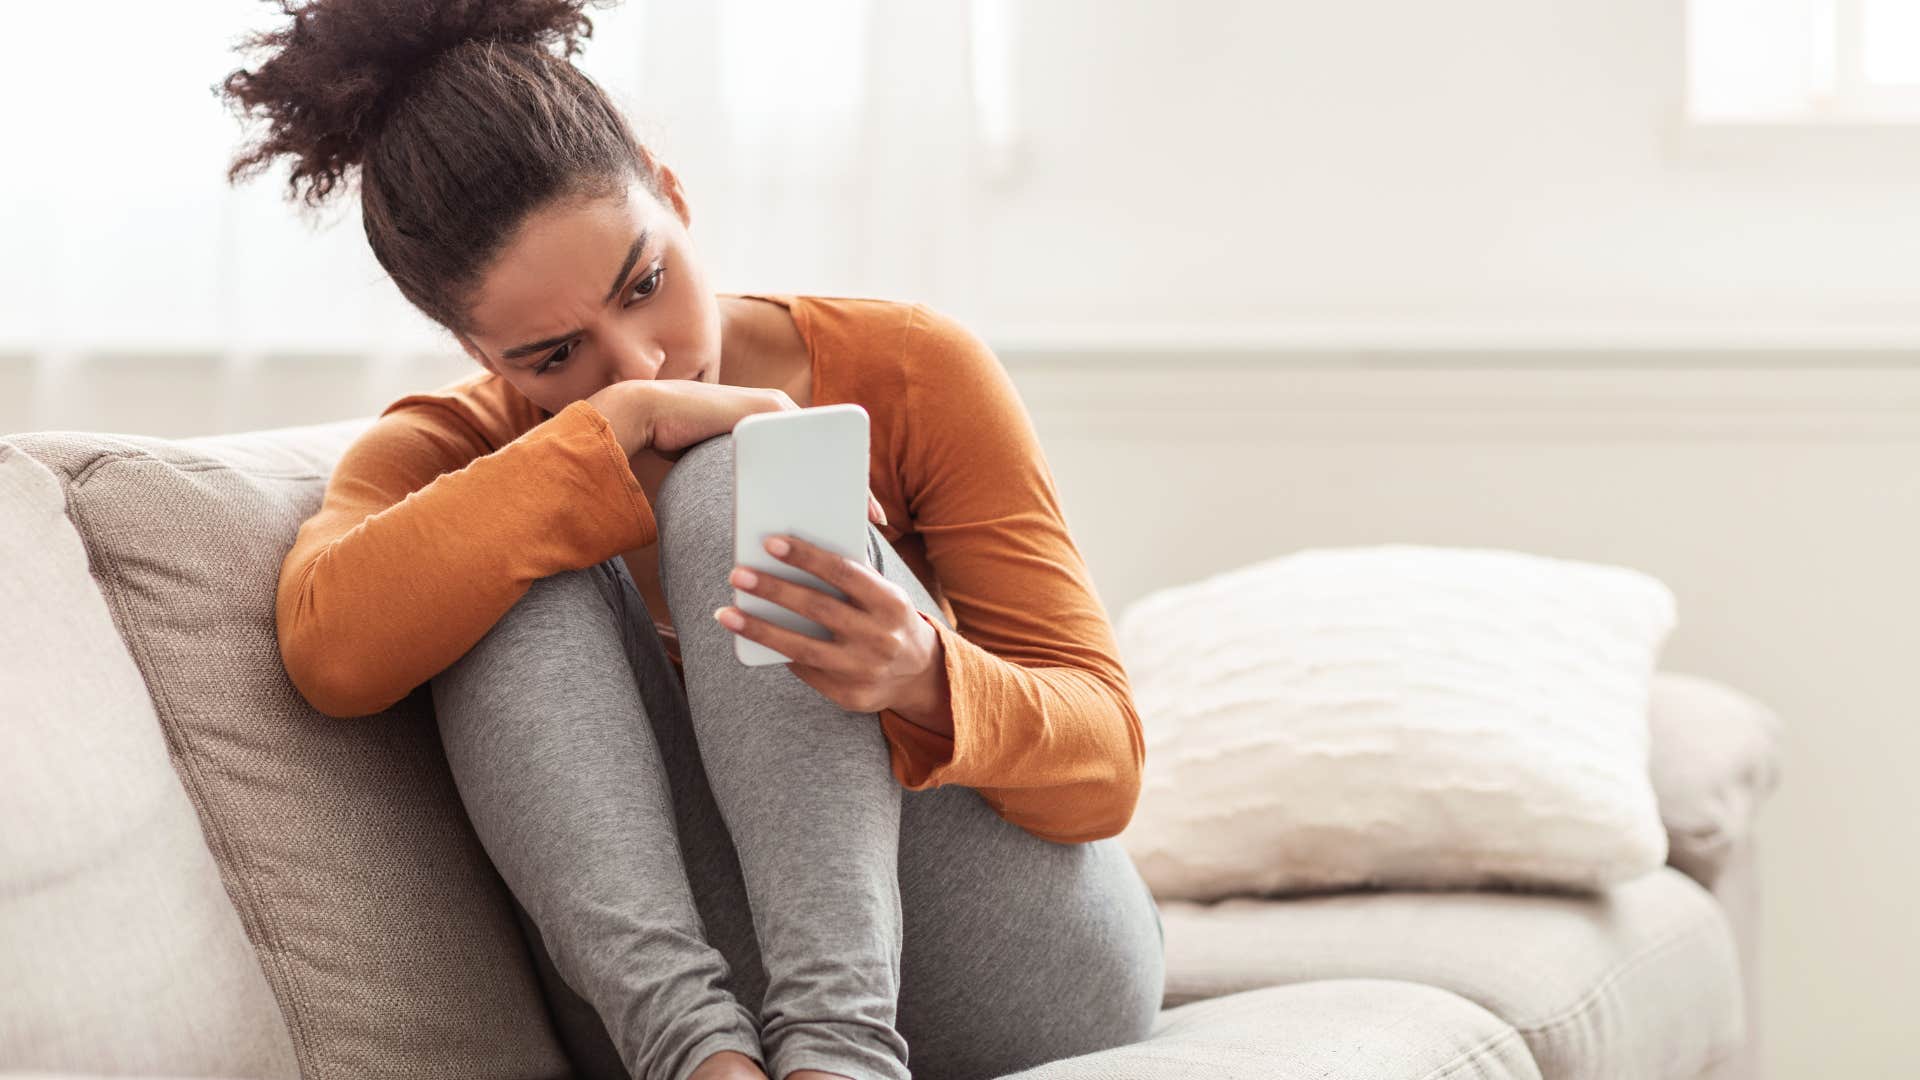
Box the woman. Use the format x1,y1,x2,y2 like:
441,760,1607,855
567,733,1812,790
221,3,1163,1080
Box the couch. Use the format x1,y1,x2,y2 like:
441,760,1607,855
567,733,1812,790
0,416,1783,1080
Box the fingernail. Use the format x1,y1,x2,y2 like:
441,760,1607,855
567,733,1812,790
766,536,790,556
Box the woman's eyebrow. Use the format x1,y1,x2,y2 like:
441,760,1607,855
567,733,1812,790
501,228,651,360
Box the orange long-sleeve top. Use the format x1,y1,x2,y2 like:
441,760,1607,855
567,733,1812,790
275,293,1144,844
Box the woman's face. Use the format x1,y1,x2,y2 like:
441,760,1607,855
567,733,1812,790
455,173,720,415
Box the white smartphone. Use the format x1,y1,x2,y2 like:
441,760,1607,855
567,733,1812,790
731,403,872,666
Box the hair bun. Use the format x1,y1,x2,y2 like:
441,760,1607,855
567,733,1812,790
219,0,615,207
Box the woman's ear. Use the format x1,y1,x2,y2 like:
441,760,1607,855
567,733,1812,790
656,160,691,229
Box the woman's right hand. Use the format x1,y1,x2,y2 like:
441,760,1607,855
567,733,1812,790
583,378,888,527
586,378,795,462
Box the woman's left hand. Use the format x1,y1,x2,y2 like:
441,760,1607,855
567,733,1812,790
715,533,940,714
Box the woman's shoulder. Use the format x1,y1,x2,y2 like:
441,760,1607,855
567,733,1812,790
769,294,996,394
779,293,975,341
374,366,545,451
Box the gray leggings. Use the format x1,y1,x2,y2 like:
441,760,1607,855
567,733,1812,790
429,432,1164,1080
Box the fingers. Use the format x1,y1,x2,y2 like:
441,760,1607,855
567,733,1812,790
728,560,857,637
759,534,898,613
714,600,837,668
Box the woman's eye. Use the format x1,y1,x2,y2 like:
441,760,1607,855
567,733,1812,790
534,341,573,376
532,265,664,377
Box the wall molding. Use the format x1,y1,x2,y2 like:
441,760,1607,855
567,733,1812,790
990,329,1920,356
1006,361,1920,443
9,345,1920,443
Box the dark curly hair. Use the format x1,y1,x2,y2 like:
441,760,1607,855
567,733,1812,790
215,0,684,336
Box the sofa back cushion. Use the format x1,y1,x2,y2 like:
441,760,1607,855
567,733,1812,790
0,444,298,1076
2,423,573,1080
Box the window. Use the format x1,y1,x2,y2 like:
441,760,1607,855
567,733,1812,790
1688,0,1920,121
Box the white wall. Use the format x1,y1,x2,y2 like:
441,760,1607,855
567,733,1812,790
965,1,1920,346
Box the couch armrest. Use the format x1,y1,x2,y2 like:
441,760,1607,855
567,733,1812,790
1647,671,1784,889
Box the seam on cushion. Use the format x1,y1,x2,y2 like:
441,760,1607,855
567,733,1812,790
1514,917,1725,1066
1163,977,1258,1006
1077,1051,1285,1074
70,452,323,489
1168,917,1729,1070
1422,1026,1532,1080
59,487,321,1075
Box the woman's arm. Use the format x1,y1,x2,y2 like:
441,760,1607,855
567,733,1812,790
276,397,656,718
874,304,1146,845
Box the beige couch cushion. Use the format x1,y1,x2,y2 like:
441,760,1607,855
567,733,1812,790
1647,672,1783,889
1157,867,1742,1080
0,445,298,1077
2,424,571,1080
1003,979,1542,1080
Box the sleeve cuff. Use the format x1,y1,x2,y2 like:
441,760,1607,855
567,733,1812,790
876,613,970,790
557,397,658,549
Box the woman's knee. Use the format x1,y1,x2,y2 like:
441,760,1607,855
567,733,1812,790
654,433,736,612
433,561,625,694
429,558,648,814
655,434,733,534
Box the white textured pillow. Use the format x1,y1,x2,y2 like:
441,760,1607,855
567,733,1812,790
1115,543,1675,902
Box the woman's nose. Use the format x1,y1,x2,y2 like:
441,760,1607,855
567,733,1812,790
608,342,666,383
